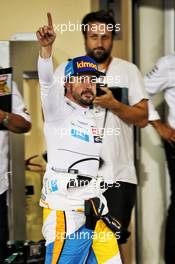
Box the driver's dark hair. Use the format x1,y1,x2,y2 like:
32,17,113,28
81,10,116,38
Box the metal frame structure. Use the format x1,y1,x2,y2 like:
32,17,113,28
0,40,39,240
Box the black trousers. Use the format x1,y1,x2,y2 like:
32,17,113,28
0,191,9,262
103,181,136,244
164,141,175,264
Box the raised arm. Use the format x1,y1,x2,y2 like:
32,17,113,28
36,12,56,58
36,13,56,86
36,13,64,121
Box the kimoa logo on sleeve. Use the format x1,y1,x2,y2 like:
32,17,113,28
76,61,97,69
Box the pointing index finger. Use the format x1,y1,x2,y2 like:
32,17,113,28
47,12,53,28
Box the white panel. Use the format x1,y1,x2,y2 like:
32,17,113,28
164,0,175,211
136,2,165,264
164,0,175,53
0,41,10,67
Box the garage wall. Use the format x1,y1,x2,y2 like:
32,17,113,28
0,0,91,63
136,1,166,263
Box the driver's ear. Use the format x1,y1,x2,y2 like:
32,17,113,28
64,82,71,89
64,82,71,94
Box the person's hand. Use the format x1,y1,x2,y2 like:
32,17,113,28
36,12,56,47
151,120,175,144
0,110,6,123
93,87,116,108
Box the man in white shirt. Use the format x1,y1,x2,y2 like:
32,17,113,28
0,75,31,261
53,11,148,261
144,54,175,264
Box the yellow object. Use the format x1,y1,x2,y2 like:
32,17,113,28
92,219,120,263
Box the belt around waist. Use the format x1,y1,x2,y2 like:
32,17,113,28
51,167,96,188
51,167,97,179
50,167,112,190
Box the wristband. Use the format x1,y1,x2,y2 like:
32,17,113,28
2,113,9,126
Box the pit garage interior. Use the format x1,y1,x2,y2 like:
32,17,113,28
0,0,174,263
